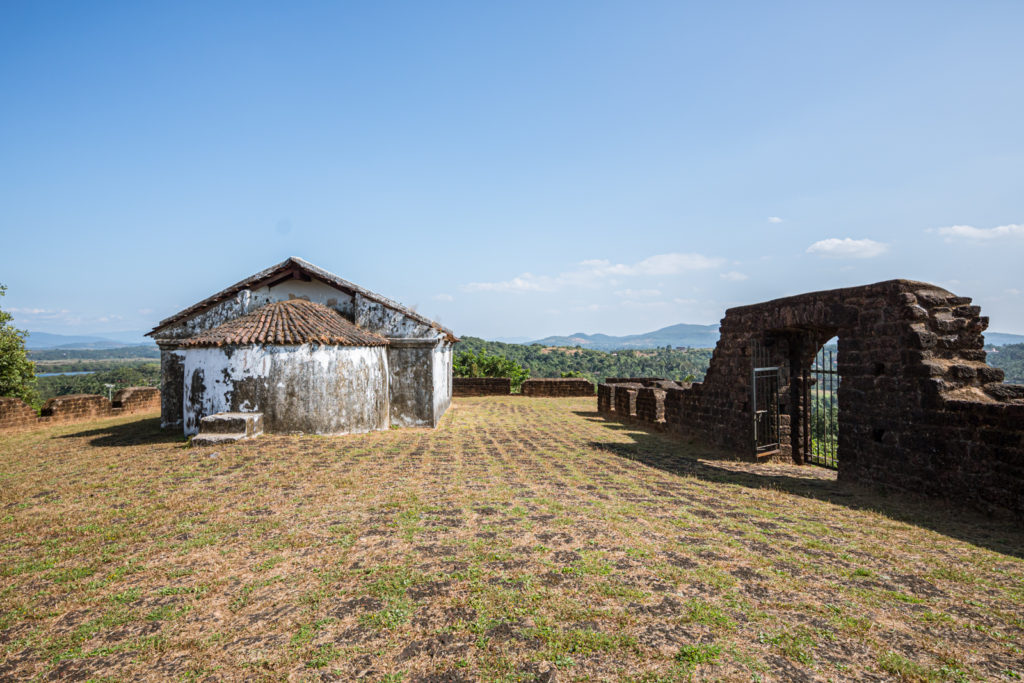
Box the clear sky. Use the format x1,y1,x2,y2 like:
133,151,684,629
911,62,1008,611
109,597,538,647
1,1,1022,340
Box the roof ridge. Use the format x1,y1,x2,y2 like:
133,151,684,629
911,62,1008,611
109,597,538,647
148,257,457,341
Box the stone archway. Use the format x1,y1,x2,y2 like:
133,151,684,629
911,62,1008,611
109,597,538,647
604,279,1024,516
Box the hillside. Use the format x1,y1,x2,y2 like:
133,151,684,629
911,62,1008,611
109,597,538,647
454,336,712,385
987,343,1024,385
1,399,1021,680
527,325,1024,351
25,331,152,349
529,323,719,350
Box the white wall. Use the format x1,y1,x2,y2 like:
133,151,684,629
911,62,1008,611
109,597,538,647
182,344,389,436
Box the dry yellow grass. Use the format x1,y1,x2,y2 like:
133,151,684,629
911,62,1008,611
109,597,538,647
1,397,1022,682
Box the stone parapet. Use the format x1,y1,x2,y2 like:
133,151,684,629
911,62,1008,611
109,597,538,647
594,279,1024,517
453,377,512,396
0,388,161,432
521,378,594,397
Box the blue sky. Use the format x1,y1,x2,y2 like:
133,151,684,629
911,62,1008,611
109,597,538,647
1,1,1022,340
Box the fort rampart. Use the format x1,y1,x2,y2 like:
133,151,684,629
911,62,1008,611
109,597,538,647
598,280,1024,517
0,387,161,432
453,377,512,396
453,377,596,397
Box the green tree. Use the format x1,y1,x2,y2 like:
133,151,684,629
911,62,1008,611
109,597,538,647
0,285,37,404
454,349,530,392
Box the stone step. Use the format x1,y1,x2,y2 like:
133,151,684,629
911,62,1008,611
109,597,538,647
199,412,264,436
191,433,247,447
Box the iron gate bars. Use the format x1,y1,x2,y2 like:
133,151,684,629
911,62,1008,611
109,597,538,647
751,339,781,455
807,342,839,468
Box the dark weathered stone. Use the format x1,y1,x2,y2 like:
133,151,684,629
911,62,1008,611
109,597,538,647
0,388,160,433
521,378,594,397
597,279,1024,518
453,377,511,396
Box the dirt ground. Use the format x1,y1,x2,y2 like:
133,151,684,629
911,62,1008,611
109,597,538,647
1,396,1022,682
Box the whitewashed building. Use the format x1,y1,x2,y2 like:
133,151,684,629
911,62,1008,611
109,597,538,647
147,257,457,436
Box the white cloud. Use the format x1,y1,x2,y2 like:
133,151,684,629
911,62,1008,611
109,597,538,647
614,289,661,298
9,307,55,315
432,293,455,302
462,274,555,293
1007,288,1021,296
934,223,1024,242
806,238,889,259
768,216,783,224
462,252,724,293
720,271,749,281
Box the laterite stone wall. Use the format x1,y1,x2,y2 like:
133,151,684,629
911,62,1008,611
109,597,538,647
452,377,512,396
0,387,160,432
0,397,38,430
521,378,595,397
613,383,642,417
598,279,1024,517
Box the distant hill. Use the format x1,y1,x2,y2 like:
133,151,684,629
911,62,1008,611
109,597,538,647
25,330,151,349
527,324,1024,351
985,332,1024,347
528,323,720,350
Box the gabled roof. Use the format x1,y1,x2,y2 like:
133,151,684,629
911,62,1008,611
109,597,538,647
148,257,456,341
178,299,388,348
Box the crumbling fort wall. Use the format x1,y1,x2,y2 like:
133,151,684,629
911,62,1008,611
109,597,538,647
453,377,512,396
0,387,161,432
521,378,595,397
599,280,1024,517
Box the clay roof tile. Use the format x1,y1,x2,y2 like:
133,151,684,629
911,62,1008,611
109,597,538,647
179,299,388,348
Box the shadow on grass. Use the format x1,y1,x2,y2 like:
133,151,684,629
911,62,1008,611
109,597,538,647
60,417,187,448
578,411,1024,559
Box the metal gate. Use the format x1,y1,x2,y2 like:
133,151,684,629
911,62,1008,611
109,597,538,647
806,342,838,468
751,340,781,455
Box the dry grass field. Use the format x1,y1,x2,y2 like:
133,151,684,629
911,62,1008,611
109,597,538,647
1,397,1022,682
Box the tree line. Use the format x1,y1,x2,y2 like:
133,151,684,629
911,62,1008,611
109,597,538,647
988,343,1024,385
453,337,713,390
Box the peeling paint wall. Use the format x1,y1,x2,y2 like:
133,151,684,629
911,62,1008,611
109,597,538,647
386,342,435,428
182,344,388,436
155,282,358,341
431,341,453,426
158,347,186,429
354,293,435,338
157,276,454,436
155,280,443,342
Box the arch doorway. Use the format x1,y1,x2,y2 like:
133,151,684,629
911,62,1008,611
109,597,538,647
805,335,839,468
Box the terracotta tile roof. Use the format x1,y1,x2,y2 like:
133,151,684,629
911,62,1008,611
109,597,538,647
148,257,457,342
179,299,388,348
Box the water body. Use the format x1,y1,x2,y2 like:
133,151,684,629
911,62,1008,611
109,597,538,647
37,371,96,377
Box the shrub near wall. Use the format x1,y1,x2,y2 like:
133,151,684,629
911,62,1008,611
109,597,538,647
453,377,511,396
521,378,594,397
0,387,160,432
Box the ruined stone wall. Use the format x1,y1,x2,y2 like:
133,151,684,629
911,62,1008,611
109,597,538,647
0,388,160,432
0,397,39,430
613,383,642,417
635,387,667,426
521,378,595,397
453,378,512,396
596,279,1024,517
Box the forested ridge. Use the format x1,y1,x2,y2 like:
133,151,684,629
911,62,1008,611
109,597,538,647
989,343,1024,385
454,338,1024,387
453,336,712,385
